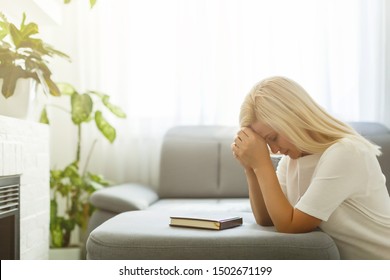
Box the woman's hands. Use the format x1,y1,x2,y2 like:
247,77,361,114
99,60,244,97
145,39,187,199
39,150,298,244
231,127,271,171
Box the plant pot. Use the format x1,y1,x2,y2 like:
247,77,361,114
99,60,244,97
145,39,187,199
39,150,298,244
49,246,81,260
0,78,38,119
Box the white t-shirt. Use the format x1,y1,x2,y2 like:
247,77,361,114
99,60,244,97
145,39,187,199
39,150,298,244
276,138,390,259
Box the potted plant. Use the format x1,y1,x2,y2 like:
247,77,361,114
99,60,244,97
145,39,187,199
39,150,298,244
41,83,126,251
0,12,69,118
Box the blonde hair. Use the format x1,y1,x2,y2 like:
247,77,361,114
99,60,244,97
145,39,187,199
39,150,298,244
240,76,381,155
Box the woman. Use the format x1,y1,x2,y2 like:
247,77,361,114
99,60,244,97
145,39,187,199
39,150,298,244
232,76,390,259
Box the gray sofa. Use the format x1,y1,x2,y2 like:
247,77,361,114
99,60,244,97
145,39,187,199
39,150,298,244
86,122,390,260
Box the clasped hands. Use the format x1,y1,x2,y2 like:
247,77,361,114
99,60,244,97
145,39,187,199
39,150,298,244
231,127,271,170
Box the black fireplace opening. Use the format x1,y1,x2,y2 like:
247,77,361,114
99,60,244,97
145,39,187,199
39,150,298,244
0,175,20,260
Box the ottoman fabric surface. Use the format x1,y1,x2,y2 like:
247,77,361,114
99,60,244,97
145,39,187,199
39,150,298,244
87,211,340,260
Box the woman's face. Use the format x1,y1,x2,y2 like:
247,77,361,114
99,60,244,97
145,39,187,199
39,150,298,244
250,121,304,159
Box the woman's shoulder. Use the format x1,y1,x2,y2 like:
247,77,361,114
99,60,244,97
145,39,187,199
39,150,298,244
323,137,377,161
329,137,361,150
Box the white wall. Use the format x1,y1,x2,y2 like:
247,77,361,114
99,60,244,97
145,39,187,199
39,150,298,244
0,116,50,259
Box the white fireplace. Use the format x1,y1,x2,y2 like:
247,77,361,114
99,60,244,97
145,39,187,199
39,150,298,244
0,115,50,259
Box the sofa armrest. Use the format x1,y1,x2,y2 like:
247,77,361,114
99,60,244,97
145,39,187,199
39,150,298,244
90,183,159,213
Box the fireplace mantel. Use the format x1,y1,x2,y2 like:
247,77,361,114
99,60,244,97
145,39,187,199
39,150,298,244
0,115,50,259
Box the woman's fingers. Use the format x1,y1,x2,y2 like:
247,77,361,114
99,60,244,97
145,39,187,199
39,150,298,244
240,127,250,137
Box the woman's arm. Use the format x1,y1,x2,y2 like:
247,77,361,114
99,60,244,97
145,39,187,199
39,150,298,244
233,128,322,233
232,142,272,226
253,156,321,233
245,168,273,226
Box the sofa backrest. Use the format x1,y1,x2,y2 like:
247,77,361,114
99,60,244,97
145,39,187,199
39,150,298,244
158,126,248,198
158,122,390,198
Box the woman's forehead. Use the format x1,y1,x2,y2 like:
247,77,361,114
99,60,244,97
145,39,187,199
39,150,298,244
250,121,275,138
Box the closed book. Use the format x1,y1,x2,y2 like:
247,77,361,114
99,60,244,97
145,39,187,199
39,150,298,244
169,215,243,230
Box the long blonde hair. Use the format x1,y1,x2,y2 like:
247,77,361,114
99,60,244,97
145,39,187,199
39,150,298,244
240,76,381,155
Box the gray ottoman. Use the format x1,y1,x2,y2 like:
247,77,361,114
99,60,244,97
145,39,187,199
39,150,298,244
86,210,339,260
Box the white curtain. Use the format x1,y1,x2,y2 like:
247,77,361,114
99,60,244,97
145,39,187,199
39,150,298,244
46,0,388,187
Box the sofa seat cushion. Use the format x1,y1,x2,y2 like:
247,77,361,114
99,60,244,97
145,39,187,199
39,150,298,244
87,210,340,260
148,198,252,212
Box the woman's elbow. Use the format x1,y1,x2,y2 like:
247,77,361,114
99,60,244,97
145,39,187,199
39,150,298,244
255,216,274,227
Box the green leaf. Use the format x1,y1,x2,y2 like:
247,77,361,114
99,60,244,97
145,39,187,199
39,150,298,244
62,219,76,233
1,66,23,98
88,90,104,98
102,95,127,118
57,183,72,197
34,64,60,97
88,172,110,186
50,200,58,226
20,12,26,29
71,93,93,124
64,163,79,178
9,23,23,48
50,169,63,182
20,22,39,39
35,64,54,96
95,110,116,143
50,200,64,248
40,107,50,124
64,0,71,4
87,180,105,191
44,44,71,61
0,31,7,41
0,20,9,40
57,83,77,95
50,223,64,248
44,74,61,96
